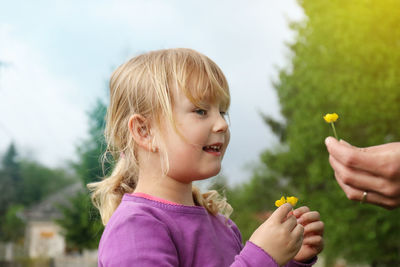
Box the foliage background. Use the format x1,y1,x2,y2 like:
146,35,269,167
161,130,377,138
1,0,400,266
0,144,74,243
230,0,400,266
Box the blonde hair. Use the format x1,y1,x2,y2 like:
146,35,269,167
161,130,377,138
88,48,233,225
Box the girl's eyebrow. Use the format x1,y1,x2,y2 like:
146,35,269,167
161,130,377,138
193,100,211,109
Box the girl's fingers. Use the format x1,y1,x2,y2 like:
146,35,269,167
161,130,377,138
271,203,294,223
292,206,310,218
297,211,320,225
302,235,323,247
303,221,324,236
283,215,298,232
291,223,304,239
292,224,305,249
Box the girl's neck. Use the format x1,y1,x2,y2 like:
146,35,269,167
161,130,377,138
134,174,195,206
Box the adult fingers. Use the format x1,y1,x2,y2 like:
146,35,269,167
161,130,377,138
329,155,384,194
325,137,387,177
340,141,400,179
331,154,400,198
339,139,352,147
271,203,293,223
334,175,400,209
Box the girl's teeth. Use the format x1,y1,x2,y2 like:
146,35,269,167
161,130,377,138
203,145,221,151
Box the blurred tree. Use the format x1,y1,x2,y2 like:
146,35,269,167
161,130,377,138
1,204,25,243
73,99,111,186
57,191,103,251
0,144,75,242
260,0,400,265
58,99,109,251
0,143,21,211
0,143,22,241
19,160,75,206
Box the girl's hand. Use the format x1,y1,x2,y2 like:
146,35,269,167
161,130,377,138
292,206,324,263
249,203,304,266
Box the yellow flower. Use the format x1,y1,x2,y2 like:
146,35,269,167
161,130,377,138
323,113,339,123
286,196,298,206
275,196,299,207
323,112,339,139
275,196,286,207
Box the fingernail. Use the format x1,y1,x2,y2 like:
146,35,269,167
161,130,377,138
325,137,333,146
285,203,293,209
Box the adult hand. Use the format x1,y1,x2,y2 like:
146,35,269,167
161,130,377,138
325,137,400,209
292,206,324,263
249,203,304,266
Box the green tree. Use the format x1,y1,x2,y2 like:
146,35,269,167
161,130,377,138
58,99,109,250
0,143,21,211
1,204,25,243
19,159,76,206
0,143,22,241
57,191,103,251
0,144,75,242
73,99,111,186
260,0,400,265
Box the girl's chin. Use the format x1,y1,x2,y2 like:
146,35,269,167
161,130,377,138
196,169,221,181
168,166,222,182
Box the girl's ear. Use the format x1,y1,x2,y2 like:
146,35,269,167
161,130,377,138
128,114,155,152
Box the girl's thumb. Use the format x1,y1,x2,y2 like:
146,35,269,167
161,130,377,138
271,203,293,223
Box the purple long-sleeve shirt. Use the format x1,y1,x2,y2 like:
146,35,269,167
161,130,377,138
98,194,316,267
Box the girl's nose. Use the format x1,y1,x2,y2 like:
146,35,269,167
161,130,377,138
213,113,229,133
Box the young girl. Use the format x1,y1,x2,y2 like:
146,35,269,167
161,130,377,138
88,48,324,267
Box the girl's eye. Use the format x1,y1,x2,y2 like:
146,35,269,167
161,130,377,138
220,111,229,119
195,109,207,116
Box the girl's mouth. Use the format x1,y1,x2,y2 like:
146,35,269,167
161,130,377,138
202,143,223,155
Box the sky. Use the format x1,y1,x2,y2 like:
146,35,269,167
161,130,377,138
0,0,304,185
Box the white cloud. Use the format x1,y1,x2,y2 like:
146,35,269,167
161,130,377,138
0,0,305,184
90,1,304,185
0,24,88,166
94,0,178,26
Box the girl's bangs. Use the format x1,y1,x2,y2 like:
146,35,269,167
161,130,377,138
180,62,230,111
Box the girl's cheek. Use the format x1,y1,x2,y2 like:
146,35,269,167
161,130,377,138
226,130,231,144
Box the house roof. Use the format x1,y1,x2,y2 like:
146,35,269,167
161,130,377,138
22,182,84,221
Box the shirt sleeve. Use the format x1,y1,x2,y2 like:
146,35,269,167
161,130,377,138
284,257,317,267
228,221,280,266
230,241,279,266
98,214,179,267
228,221,317,267
230,241,317,267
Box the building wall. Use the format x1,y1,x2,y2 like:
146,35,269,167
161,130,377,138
25,221,65,258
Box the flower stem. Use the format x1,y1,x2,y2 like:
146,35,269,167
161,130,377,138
330,122,338,139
